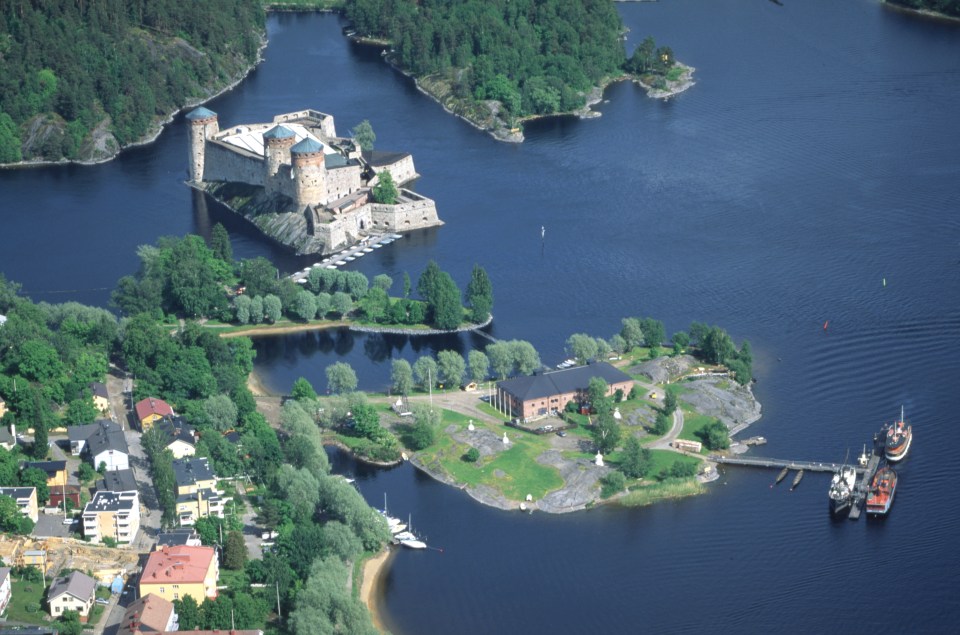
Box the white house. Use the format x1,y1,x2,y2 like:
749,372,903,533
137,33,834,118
48,571,97,620
0,567,11,615
70,420,129,471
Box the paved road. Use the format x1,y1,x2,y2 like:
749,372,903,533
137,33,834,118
649,408,685,451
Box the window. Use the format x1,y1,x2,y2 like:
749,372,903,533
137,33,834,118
159,587,165,593
174,593,179,600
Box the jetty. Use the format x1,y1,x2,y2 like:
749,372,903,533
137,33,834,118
289,233,402,282
707,455,849,473
848,447,882,520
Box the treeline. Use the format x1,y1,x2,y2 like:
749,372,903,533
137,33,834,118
0,0,265,163
344,0,636,120
885,0,960,17
113,225,493,330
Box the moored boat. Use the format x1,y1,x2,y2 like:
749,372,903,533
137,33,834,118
865,466,898,515
400,538,427,549
828,464,857,517
884,406,913,462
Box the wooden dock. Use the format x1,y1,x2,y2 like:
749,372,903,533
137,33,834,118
289,233,402,282
848,451,882,520
707,454,851,473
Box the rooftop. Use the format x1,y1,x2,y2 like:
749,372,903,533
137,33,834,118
83,490,138,514
154,416,196,448
219,121,328,158
89,382,109,399
291,137,323,154
156,528,200,548
0,486,36,500
262,124,295,140
117,593,175,635
172,457,216,488
186,106,217,121
176,488,222,505
74,420,128,456
496,362,634,402
21,460,66,474
141,546,216,584
135,398,174,422
96,469,139,494
48,570,96,603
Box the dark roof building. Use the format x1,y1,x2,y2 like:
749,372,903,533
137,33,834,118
21,460,67,475
89,382,109,400
97,468,139,494
156,528,202,549
172,457,216,492
153,416,196,448
495,362,635,422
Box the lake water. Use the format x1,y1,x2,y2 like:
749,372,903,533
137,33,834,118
2,0,959,632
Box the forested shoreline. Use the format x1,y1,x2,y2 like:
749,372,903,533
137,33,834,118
886,0,960,18
0,0,265,165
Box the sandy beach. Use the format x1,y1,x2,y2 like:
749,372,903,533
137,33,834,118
360,548,395,633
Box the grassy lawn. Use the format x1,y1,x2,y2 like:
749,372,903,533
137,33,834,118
219,568,250,590
677,408,719,452
417,409,564,501
6,578,48,625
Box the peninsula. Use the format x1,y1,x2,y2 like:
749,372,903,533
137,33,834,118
185,108,442,256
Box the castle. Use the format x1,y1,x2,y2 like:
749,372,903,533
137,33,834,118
186,107,442,254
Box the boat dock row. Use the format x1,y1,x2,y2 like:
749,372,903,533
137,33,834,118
289,233,403,283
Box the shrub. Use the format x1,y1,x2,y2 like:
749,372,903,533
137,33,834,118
463,447,480,463
614,388,624,403
599,471,626,498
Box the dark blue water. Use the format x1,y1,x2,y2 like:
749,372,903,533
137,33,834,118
3,1,960,632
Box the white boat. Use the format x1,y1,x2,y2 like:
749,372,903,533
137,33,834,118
390,522,407,534
400,538,427,549
363,248,374,253
394,531,416,541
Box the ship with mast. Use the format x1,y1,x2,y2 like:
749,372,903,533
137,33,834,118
884,406,913,462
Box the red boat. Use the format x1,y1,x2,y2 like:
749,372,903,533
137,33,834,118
865,466,898,515
884,406,913,462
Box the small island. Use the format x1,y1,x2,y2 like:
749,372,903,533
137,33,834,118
343,0,695,142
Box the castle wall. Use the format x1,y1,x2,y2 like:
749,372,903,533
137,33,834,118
326,165,362,202
292,154,326,211
368,190,441,232
203,142,264,186
273,110,336,139
383,155,418,186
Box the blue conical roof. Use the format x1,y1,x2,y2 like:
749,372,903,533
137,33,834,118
186,106,217,121
263,125,295,140
291,138,323,154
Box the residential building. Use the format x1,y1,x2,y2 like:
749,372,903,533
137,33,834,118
20,461,67,488
153,416,197,459
96,468,139,495
47,484,82,511
117,593,178,635
155,528,202,550
139,545,218,603
89,382,110,414
81,491,140,545
134,398,174,431
175,488,227,527
47,571,96,620
0,567,11,615
0,398,6,419
494,362,635,422
0,487,38,522
0,424,14,451
69,420,129,471
172,458,217,497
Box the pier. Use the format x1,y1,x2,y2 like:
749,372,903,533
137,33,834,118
707,455,849,473
289,233,402,283
848,450,882,520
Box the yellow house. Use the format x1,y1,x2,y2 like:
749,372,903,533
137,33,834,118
21,461,68,488
175,488,228,527
0,398,6,419
172,457,217,497
140,545,218,603
0,486,39,522
89,382,110,414
134,397,174,431
154,416,197,459
81,491,141,545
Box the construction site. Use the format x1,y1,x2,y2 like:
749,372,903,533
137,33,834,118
0,534,140,585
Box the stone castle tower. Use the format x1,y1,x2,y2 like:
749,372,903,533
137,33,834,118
290,138,327,211
262,124,296,180
186,107,219,183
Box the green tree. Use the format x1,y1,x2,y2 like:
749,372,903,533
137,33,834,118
696,420,730,450
402,272,411,298
468,350,489,383
486,341,513,379
352,119,376,152
224,530,247,570
371,170,398,204
0,113,22,163
331,291,353,318
315,292,332,318
412,356,438,390
436,350,466,389
406,404,439,450
174,596,201,631
233,294,251,324
57,610,83,635
672,331,690,353
263,294,282,323
64,398,98,425
701,326,735,365
358,287,389,322
209,223,233,263
620,317,644,350
511,340,541,375
289,557,378,635
429,272,462,329
249,296,264,325
663,390,678,416
325,362,358,394
640,317,666,351
591,411,621,455
587,377,609,411
390,359,414,396
351,403,384,441
19,467,50,504
565,333,598,365
291,377,318,402
620,436,651,479
291,290,317,321
464,264,493,323
372,274,393,292
274,464,320,524
203,394,238,432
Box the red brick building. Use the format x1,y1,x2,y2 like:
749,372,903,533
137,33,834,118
495,362,634,421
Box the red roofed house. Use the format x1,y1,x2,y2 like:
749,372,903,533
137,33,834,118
139,545,218,604
117,593,178,635
135,398,174,431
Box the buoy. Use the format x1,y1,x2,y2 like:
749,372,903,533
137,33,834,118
883,278,886,287
823,320,829,331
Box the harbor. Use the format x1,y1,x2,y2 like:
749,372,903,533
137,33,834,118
289,233,403,282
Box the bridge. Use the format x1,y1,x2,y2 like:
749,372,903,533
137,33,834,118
707,454,853,474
